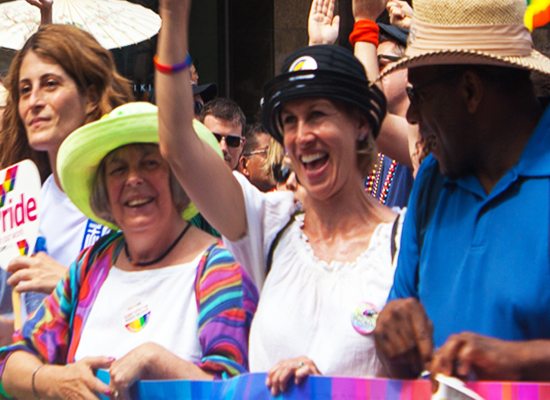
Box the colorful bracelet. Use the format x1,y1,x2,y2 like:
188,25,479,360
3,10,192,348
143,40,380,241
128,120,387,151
154,53,193,74
349,20,380,47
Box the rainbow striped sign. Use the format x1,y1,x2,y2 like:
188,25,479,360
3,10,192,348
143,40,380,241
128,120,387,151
96,371,550,400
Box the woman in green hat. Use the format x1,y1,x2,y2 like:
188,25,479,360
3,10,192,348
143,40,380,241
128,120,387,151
0,102,257,399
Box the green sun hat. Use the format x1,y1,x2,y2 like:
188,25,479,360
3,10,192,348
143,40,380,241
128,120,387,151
57,102,222,231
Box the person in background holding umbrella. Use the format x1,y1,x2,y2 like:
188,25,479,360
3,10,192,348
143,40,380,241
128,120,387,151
0,25,132,313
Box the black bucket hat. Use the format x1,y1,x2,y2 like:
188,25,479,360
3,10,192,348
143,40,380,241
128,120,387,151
261,45,386,144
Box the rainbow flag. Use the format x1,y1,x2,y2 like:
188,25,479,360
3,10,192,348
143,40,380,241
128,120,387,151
96,371,550,400
525,0,550,31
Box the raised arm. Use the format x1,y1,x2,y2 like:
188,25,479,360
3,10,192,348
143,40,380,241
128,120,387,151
351,0,413,167
26,0,53,25
155,0,247,241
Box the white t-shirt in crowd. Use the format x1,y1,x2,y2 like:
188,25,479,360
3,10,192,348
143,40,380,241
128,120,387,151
224,172,403,377
38,175,110,267
75,253,203,362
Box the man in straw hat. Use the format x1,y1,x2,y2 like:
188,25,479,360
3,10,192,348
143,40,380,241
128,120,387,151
373,0,550,382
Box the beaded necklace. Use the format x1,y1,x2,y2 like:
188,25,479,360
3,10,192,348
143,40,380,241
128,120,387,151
365,153,398,205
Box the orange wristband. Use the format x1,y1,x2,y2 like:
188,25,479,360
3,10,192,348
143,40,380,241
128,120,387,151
349,20,379,47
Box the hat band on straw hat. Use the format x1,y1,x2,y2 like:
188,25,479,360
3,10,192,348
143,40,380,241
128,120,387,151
408,19,533,57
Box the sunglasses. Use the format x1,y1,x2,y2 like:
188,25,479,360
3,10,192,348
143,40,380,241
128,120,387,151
212,133,244,148
406,70,460,106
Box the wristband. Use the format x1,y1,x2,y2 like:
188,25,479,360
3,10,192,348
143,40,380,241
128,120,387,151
349,20,380,47
154,53,192,74
32,365,42,400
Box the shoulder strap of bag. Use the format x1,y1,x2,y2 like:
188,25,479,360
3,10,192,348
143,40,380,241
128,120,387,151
266,210,304,276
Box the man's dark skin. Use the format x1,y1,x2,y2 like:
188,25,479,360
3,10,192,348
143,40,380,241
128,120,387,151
374,64,550,384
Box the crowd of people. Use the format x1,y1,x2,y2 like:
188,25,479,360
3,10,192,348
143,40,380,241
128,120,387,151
0,0,550,398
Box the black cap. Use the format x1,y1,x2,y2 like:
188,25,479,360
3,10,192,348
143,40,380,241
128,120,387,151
261,45,386,144
192,82,217,103
378,23,409,47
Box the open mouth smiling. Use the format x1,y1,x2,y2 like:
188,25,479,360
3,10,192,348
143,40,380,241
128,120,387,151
125,197,154,208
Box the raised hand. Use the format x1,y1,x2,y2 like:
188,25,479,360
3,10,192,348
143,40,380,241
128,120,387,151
387,1,413,29
26,0,53,24
308,0,340,45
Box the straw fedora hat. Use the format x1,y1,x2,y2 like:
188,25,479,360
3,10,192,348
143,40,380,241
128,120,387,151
57,102,222,230
381,0,550,77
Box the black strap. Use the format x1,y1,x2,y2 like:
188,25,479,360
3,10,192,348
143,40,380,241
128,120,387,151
390,214,400,263
266,210,304,276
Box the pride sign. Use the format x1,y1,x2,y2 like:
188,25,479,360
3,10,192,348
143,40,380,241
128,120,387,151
0,160,40,269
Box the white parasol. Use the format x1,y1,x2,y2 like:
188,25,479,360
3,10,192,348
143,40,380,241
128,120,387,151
0,0,161,50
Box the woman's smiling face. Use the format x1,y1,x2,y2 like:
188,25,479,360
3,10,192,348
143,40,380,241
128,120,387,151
280,97,369,201
104,144,177,233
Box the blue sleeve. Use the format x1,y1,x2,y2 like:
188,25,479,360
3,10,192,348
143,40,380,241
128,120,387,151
388,156,439,301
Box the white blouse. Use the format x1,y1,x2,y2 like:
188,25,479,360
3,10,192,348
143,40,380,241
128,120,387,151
224,173,403,377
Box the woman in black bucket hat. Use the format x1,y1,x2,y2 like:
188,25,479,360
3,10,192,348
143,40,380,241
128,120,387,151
155,0,403,394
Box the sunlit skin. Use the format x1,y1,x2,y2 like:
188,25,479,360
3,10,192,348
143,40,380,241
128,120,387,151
203,115,244,170
241,132,275,192
280,98,369,203
378,41,409,117
18,51,95,172
105,144,184,240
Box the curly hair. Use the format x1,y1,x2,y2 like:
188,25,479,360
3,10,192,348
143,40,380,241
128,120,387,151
0,24,132,182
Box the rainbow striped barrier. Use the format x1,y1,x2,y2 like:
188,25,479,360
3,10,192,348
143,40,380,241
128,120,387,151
96,370,550,400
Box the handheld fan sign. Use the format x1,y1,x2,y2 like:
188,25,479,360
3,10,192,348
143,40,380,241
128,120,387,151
0,160,41,328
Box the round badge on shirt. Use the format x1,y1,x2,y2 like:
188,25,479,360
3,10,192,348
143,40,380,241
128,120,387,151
123,301,151,333
351,302,379,335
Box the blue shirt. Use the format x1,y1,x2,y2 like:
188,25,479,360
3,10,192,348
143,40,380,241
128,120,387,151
389,106,550,348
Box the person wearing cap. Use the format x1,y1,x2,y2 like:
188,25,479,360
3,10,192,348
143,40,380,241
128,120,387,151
155,0,402,394
311,0,415,208
192,81,217,118
0,102,258,399
371,0,550,383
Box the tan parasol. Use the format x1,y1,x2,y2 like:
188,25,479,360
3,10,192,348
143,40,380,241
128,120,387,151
0,0,161,50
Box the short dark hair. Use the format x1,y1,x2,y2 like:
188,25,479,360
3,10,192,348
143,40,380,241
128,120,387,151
243,123,268,154
199,97,246,136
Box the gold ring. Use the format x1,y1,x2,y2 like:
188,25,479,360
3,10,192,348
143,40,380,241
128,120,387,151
113,390,119,398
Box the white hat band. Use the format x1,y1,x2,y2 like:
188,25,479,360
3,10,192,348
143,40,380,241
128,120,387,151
407,19,534,58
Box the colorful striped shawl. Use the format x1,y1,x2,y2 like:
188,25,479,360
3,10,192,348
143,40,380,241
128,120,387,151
0,232,258,380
